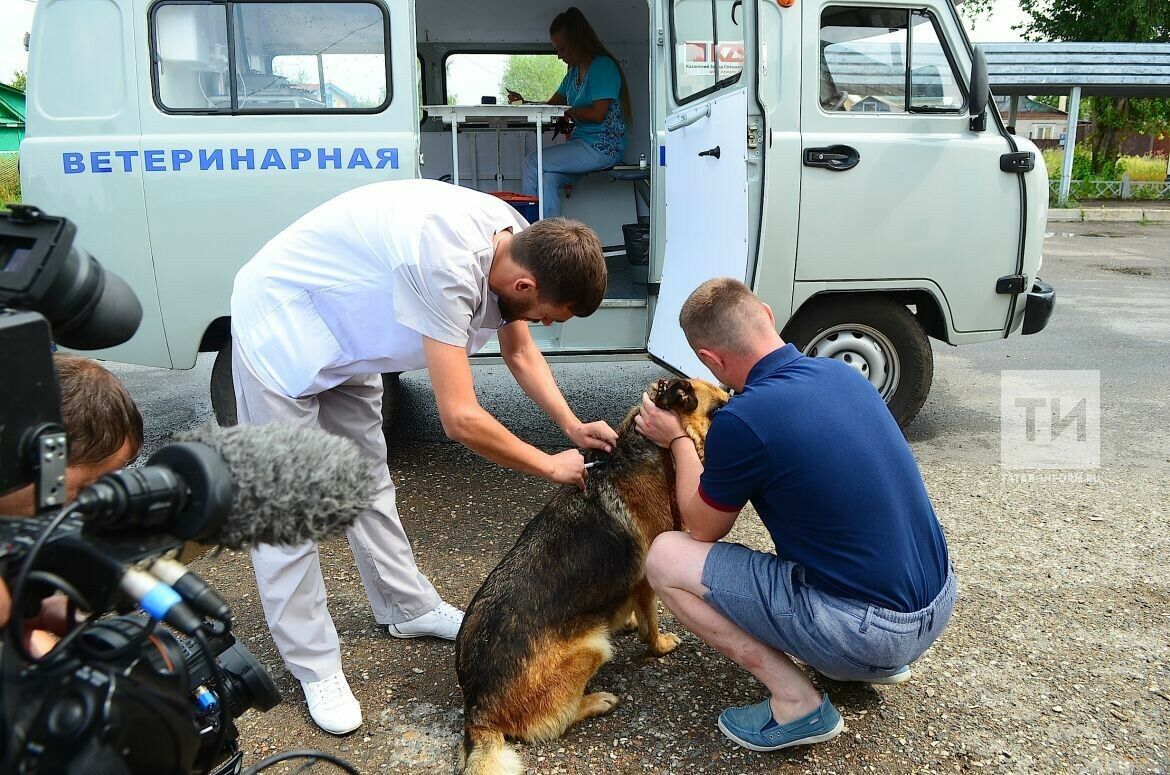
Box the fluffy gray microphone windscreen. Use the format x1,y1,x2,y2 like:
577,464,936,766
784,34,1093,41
173,424,376,549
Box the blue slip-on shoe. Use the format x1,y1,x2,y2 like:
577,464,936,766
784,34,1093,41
865,665,912,685
717,693,844,752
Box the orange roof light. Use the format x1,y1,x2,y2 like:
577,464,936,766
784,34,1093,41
778,0,796,6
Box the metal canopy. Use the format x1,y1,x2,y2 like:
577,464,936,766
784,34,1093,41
983,43,1170,97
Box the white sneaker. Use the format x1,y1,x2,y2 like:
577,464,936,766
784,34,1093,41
387,601,463,640
300,671,362,735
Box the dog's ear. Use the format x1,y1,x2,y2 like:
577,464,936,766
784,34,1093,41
656,378,699,413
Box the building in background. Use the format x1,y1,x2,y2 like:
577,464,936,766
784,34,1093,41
994,95,1168,157
0,82,25,151
994,95,1083,144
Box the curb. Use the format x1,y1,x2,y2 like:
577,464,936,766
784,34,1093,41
1048,208,1169,223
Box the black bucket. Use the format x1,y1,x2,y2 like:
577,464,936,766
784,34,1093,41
622,222,650,266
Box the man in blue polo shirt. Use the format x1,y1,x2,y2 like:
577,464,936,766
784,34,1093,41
635,278,955,752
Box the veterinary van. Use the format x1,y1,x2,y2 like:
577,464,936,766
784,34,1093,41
19,0,1055,426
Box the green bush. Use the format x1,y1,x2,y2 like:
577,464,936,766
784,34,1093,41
1119,154,1168,182
1069,180,1103,201
1042,147,1103,180
1043,148,1169,183
1127,183,1169,200
0,179,19,207
0,152,20,205
1042,148,1063,178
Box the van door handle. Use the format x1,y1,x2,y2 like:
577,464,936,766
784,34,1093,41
665,104,711,132
698,146,721,159
803,145,860,171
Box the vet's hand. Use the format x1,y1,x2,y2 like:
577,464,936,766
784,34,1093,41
547,449,587,489
567,420,617,453
635,393,685,448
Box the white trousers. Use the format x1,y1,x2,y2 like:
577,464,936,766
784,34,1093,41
232,342,439,682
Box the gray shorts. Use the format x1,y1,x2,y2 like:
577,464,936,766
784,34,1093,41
701,542,957,682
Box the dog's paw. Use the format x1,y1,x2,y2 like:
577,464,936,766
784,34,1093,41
649,632,681,656
578,691,621,721
592,692,620,714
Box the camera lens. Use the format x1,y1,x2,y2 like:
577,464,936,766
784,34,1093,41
0,208,142,350
216,640,282,714
42,247,142,350
174,629,281,719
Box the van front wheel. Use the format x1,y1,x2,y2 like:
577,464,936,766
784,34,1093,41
209,342,401,430
782,296,933,428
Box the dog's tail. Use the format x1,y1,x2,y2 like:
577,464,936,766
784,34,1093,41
459,722,522,775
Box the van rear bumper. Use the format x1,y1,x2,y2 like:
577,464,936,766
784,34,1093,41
1022,278,1055,335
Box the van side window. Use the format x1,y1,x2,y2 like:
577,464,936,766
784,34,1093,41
819,7,964,114
671,0,745,104
908,12,964,112
151,2,390,114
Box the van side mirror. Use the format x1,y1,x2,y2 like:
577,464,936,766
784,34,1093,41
968,46,989,132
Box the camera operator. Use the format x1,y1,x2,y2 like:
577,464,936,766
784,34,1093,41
1,353,143,655
0,353,143,516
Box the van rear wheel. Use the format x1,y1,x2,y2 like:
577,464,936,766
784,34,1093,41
782,295,933,428
211,344,237,426
209,342,401,430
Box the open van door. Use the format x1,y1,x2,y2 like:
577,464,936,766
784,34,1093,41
647,0,751,380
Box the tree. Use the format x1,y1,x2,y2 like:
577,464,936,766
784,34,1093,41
500,55,566,102
9,70,26,92
1018,0,1170,173
954,0,995,25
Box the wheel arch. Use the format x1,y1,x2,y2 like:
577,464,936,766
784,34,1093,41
780,290,936,428
199,316,232,354
783,288,953,345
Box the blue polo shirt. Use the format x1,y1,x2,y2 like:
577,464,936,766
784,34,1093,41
698,344,949,613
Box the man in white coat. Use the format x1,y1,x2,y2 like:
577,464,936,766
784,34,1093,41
230,179,616,734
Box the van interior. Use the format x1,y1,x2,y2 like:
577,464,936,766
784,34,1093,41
416,0,655,306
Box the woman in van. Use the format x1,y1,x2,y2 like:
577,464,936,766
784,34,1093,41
508,7,631,218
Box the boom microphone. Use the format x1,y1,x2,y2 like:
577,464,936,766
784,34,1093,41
74,424,376,549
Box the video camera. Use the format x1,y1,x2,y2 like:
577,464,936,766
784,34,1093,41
0,205,280,774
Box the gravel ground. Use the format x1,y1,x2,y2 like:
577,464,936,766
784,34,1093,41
115,223,1169,773
197,454,1169,775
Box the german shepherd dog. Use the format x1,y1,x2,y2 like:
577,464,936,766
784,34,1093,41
456,377,730,775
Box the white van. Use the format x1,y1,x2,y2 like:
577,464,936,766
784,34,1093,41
20,0,1054,426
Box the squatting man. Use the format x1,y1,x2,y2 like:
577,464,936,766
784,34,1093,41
229,179,617,734
635,278,957,752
